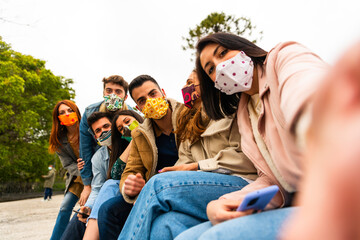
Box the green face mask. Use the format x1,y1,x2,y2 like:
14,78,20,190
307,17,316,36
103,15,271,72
121,120,139,142
121,135,132,142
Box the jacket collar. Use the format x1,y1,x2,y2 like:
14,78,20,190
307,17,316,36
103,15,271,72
201,116,234,137
138,98,182,143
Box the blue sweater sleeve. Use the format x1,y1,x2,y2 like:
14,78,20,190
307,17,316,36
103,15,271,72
84,148,108,209
79,110,97,186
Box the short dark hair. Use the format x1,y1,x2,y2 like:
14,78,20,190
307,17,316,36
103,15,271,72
196,32,267,120
128,75,161,100
87,111,113,134
102,75,129,95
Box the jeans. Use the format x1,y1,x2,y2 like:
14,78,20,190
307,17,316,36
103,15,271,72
50,191,79,240
118,171,249,240
150,211,204,239
60,212,86,240
44,187,53,200
98,194,133,240
175,207,296,240
89,179,120,220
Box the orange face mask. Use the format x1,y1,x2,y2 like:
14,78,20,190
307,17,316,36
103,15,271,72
58,112,78,126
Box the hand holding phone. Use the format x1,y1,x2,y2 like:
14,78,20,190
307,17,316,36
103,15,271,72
73,209,89,218
237,185,279,212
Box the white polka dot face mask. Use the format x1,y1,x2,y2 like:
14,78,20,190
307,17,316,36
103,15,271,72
215,51,254,95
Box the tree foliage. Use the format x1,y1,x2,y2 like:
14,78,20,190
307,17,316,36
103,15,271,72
0,36,75,183
182,12,263,61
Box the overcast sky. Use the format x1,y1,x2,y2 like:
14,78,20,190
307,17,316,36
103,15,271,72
1,0,360,113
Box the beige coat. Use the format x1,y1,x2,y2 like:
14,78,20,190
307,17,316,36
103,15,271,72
176,115,257,181
221,42,330,208
120,98,183,203
43,168,56,189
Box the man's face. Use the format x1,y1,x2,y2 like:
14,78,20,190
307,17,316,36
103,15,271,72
131,81,165,111
103,82,127,99
91,117,112,139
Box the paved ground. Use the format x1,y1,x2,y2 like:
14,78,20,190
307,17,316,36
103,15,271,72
0,195,77,240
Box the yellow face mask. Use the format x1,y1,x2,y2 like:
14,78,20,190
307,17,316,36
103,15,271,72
141,97,169,119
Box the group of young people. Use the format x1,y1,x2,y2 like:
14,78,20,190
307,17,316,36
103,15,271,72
47,32,360,240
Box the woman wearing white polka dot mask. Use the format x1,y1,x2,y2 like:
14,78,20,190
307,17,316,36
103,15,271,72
215,51,254,95
174,32,330,240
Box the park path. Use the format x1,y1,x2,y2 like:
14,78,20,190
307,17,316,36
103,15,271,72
0,194,77,240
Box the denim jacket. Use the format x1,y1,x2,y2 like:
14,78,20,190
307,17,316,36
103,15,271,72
79,101,103,186
79,100,133,185
84,146,109,209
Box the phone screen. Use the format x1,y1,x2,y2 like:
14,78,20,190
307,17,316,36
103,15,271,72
72,209,89,218
237,185,279,212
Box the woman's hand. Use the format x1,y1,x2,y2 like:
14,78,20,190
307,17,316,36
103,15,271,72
77,206,91,223
206,199,252,225
79,185,91,206
77,158,84,171
159,163,198,173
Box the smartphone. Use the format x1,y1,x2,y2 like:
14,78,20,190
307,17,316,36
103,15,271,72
72,209,89,218
236,185,279,212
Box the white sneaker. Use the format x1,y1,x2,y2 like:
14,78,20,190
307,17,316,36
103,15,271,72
48,198,52,201
41,199,46,202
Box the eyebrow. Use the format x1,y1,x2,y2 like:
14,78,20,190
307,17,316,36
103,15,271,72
204,45,221,71
136,96,146,104
148,88,158,95
135,88,158,103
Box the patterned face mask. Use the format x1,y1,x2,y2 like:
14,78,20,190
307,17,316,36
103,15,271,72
97,130,112,147
104,93,124,111
121,120,139,142
181,84,200,109
215,51,254,95
141,97,169,119
58,112,78,126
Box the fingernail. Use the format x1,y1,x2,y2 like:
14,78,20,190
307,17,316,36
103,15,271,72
158,170,162,173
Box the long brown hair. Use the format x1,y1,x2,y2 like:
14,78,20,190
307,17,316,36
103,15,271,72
49,100,81,153
107,110,144,179
196,32,268,120
175,105,209,144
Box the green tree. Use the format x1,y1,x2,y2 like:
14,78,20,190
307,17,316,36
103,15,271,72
0,36,75,184
182,12,263,61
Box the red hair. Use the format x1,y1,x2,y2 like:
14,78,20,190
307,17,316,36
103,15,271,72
49,100,81,153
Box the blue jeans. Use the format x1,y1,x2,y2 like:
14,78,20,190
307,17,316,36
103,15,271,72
60,212,86,240
50,191,79,240
175,207,296,240
44,187,53,200
98,194,133,240
150,211,204,239
118,171,249,240
89,179,120,220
